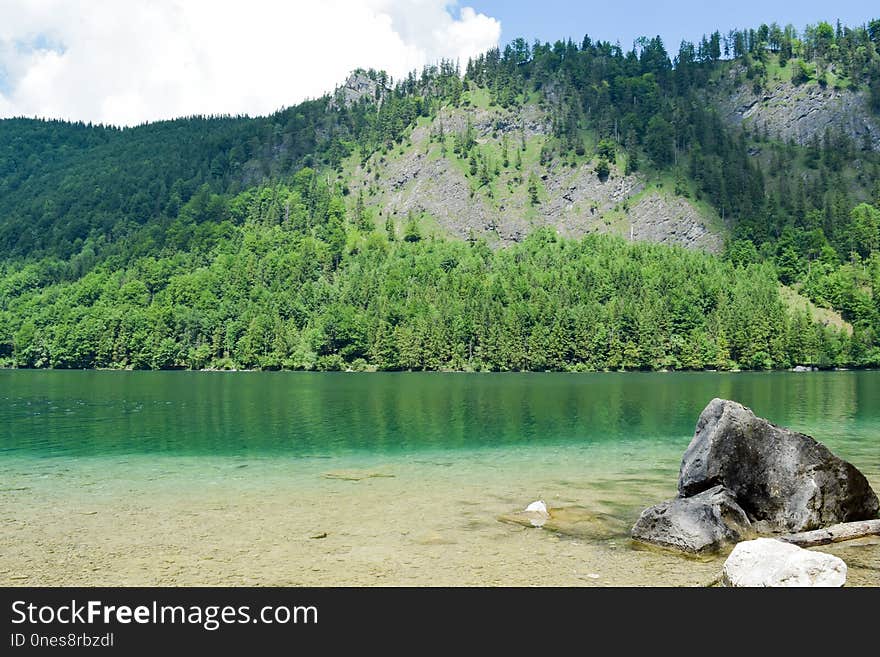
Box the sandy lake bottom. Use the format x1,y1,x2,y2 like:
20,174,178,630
2,444,878,587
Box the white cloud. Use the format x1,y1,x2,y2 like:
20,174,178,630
0,0,500,126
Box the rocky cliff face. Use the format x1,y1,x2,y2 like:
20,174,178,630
348,100,723,251
626,193,722,252
332,70,389,109
718,71,880,150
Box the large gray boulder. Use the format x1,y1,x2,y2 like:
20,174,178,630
631,485,752,554
679,399,879,533
721,538,847,587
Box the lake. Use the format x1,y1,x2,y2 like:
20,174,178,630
1,371,878,586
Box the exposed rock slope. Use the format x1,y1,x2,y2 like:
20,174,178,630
718,73,880,150
347,100,722,251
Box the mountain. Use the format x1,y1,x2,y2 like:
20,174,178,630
1,20,879,371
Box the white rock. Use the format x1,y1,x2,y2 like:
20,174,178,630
721,538,847,587
525,500,549,514
524,500,550,527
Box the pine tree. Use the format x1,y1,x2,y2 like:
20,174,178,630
403,211,422,242
479,157,491,186
528,174,540,205
385,215,396,241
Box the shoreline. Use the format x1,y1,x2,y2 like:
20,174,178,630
1,366,875,374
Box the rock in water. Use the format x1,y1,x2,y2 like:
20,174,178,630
631,398,878,555
499,505,629,539
721,538,847,587
679,398,879,533
523,500,550,527
525,500,549,514
631,485,752,554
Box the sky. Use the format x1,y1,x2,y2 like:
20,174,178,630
469,1,876,52
0,1,876,126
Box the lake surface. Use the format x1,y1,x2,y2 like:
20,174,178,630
1,371,878,586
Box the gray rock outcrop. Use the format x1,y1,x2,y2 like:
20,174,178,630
331,70,389,109
631,398,879,553
353,101,722,250
631,485,752,554
625,193,723,253
721,538,847,587
718,74,880,151
679,398,879,533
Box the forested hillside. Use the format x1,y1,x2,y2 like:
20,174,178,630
0,179,859,371
1,18,879,371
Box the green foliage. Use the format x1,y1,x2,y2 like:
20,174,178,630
596,139,617,161
645,115,674,165
385,215,396,241
0,180,862,372
595,138,616,181
725,240,760,267
403,212,422,242
849,203,880,257
527,174,540,205
792,59,812,84
624,152,639,175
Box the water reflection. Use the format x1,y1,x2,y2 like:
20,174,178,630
0,371,877,465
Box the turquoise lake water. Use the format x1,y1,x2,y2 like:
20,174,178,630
1,371,878,586
2,370,879,460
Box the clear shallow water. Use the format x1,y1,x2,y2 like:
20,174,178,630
1,371,878,586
